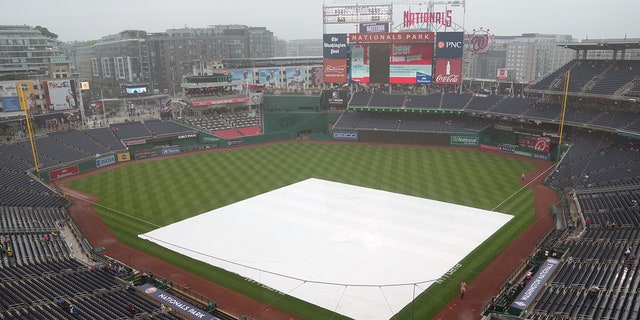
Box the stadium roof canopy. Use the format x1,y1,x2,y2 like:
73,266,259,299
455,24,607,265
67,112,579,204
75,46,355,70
560,39,640,52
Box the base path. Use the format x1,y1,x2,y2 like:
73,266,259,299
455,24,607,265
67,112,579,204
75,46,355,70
55,142,558,320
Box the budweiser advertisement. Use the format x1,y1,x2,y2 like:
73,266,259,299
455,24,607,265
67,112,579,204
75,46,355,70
323,59,348,83
433,59,462,85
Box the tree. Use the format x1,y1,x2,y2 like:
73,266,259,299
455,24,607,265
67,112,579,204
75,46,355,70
34,26,58,39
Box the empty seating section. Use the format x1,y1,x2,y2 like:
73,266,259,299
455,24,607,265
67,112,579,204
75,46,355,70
528,227,640,320
0,207,70,267
180,110,261,134
0,259,183,319
561,106,602,125
465,95,502,111
441,93,472,110
0,119,228,319
528,60,576,91
529,60,640,98
334,112,364,129
48,130,111,156
587,60,640,95
333,112,492,133
110,122,153,140
34,136,92,164
144,119,194,136
84,127,127,151
566,60,611,92
368,92,405,108
0,144,67,208
404,94,441,109
589,110,638,130
491,97,536,116
523,104,561,121
348,91,371,107
357,112,401,130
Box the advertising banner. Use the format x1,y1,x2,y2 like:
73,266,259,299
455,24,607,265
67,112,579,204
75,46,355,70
139,284,219,320
450,135,479,146
349,44,370,83
323,90,349,108
43,80,77,111
359,22,389,33
510,258,560,311
230,70,253,93
227,139,243,147
323,33,348,59
323,59,348,83
117,152,131,162
310,67,324,87
498,144,516,154
285,68,306,90
517,136,551,153
191,97,251,107
258,68,281,90
434,59,462,85
0,81,20,112
348,32,434,43
332,131,359,141
533,153,551,161
161,146,181,156
389,43,433,84
480,144,499,151
496,68,509,81
95,155,116,168
49,165,80,180
349,43,433,84
0,81,34,112
124,139,146,146
435,32,464,58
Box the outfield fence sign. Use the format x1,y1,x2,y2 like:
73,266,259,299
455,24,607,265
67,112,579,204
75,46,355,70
227,139,243,147
96,155,116,168
332,131,359,141
161,146,181,156
450,135,479,146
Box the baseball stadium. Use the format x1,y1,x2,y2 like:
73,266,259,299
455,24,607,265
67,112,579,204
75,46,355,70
1,3,640,320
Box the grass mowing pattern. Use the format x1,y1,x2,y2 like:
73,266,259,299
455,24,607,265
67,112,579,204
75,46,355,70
68,142,537,319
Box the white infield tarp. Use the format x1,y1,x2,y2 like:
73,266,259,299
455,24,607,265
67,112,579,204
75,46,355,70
139,178,512,320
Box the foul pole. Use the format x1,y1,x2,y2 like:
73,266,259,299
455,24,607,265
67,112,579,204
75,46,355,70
17,83,40,173
557,70,570,160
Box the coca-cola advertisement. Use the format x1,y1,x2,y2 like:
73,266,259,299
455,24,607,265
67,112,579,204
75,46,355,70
433,59,462,84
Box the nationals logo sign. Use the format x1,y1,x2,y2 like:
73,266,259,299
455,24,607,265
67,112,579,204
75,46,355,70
467,28,495,55
433,59,462,84
534,137,551,153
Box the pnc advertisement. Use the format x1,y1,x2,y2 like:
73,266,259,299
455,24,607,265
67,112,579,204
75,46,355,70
435,32,464,59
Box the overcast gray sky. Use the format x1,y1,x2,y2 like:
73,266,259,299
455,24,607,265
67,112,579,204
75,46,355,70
4,0,638,42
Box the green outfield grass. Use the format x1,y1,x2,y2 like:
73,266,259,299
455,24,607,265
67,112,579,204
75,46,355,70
67,142,537,319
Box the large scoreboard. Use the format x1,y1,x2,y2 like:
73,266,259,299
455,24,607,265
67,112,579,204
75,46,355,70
348,32,434,85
